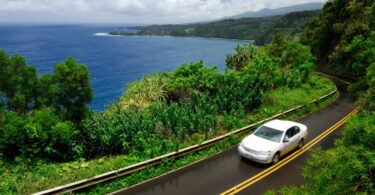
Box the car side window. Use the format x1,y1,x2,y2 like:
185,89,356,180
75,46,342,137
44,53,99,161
292,126,300,136
286,127,300,138
285,129,293,139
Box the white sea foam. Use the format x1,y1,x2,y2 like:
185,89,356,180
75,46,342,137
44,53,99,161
93,32,110,36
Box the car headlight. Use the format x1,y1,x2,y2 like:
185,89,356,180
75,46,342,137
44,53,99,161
258,150,272,156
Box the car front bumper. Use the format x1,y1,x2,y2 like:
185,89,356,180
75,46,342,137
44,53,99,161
238,146,273,164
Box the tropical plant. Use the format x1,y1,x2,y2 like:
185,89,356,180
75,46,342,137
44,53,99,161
226,43,259,71
52,58,93,122
113,74,168,112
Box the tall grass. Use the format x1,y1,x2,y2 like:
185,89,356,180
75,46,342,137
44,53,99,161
111,74,169,112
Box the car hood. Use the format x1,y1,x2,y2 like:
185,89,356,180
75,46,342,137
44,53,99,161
242,134,279,151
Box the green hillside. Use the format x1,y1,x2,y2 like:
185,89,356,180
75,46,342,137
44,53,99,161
110,10,320,45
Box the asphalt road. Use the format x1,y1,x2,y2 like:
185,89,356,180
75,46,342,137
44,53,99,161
113,80,355,195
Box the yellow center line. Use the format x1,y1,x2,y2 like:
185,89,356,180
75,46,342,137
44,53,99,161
220,106,361,195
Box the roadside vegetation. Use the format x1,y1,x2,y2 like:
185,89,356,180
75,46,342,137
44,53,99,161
301,0,374,100
0,76,335,194
0,26,336,193
81,89,337,195
266,0,375,194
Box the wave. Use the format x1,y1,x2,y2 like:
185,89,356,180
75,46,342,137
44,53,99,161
93,32,113,36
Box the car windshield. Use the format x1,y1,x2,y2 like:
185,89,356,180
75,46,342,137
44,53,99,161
254,126,283,143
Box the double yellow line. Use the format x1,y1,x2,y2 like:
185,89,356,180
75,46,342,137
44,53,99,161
221,106,361,195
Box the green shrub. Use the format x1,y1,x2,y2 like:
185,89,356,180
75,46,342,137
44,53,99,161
226,43,259,71
114,74,168,111
0,108,80,161
165,61,220,101
264,36,315,87
343,111,375,149
366,63,375,110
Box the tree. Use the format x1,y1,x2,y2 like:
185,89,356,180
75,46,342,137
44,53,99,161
0,50,40,113
264,33,288,60
37,74,58,108
301,0,374,79
0,51,92,161
226,43,260,71
52,58,93,122
365,63,375,110
264,36,315,87
166,61,220,101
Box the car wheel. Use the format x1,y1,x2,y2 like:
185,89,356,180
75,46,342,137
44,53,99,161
272,153,280,164
298,139,305,149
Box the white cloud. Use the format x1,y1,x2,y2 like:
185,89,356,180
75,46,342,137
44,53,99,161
0,0,325,23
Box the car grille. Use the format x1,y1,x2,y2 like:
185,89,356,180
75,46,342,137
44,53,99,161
244,147,261,155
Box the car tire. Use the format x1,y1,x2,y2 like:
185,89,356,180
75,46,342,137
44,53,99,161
272,153,280,164
298,139,305,149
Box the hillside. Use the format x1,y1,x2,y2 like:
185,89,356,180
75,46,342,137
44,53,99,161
230,2,324,19
110,10,321,45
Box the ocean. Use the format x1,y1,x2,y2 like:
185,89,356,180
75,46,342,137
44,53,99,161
0,24,247,110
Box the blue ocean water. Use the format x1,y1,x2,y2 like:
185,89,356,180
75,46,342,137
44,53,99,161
0,24,247,110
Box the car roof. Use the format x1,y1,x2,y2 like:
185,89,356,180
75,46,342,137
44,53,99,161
263,119,298,132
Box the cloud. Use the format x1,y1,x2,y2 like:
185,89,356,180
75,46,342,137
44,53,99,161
0,0,325,23
0,0,89,12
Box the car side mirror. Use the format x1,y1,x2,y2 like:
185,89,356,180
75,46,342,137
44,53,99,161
283,136,289,143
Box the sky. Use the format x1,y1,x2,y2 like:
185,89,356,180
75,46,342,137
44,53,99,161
0,0,325,24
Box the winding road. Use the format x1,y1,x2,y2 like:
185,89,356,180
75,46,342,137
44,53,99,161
113,79,356,195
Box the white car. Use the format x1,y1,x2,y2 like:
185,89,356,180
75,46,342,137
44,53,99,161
238,119,307,164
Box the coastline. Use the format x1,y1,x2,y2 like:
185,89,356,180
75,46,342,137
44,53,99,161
106,32,253,42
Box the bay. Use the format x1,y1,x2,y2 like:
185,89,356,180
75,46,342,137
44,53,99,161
0,24,247,110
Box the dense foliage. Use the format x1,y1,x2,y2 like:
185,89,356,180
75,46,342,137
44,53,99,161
0,108,81,161
366,63,375,110
227,35,315,87
226,44,260,71
0,51,40,113
0,50,92,161
301,0,374,99
266,1,375,194
114,74,168,111
52,58,93,121
110,10,320,45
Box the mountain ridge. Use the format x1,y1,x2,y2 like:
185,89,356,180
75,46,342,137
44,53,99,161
229,2,324,19
110,9,321,45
